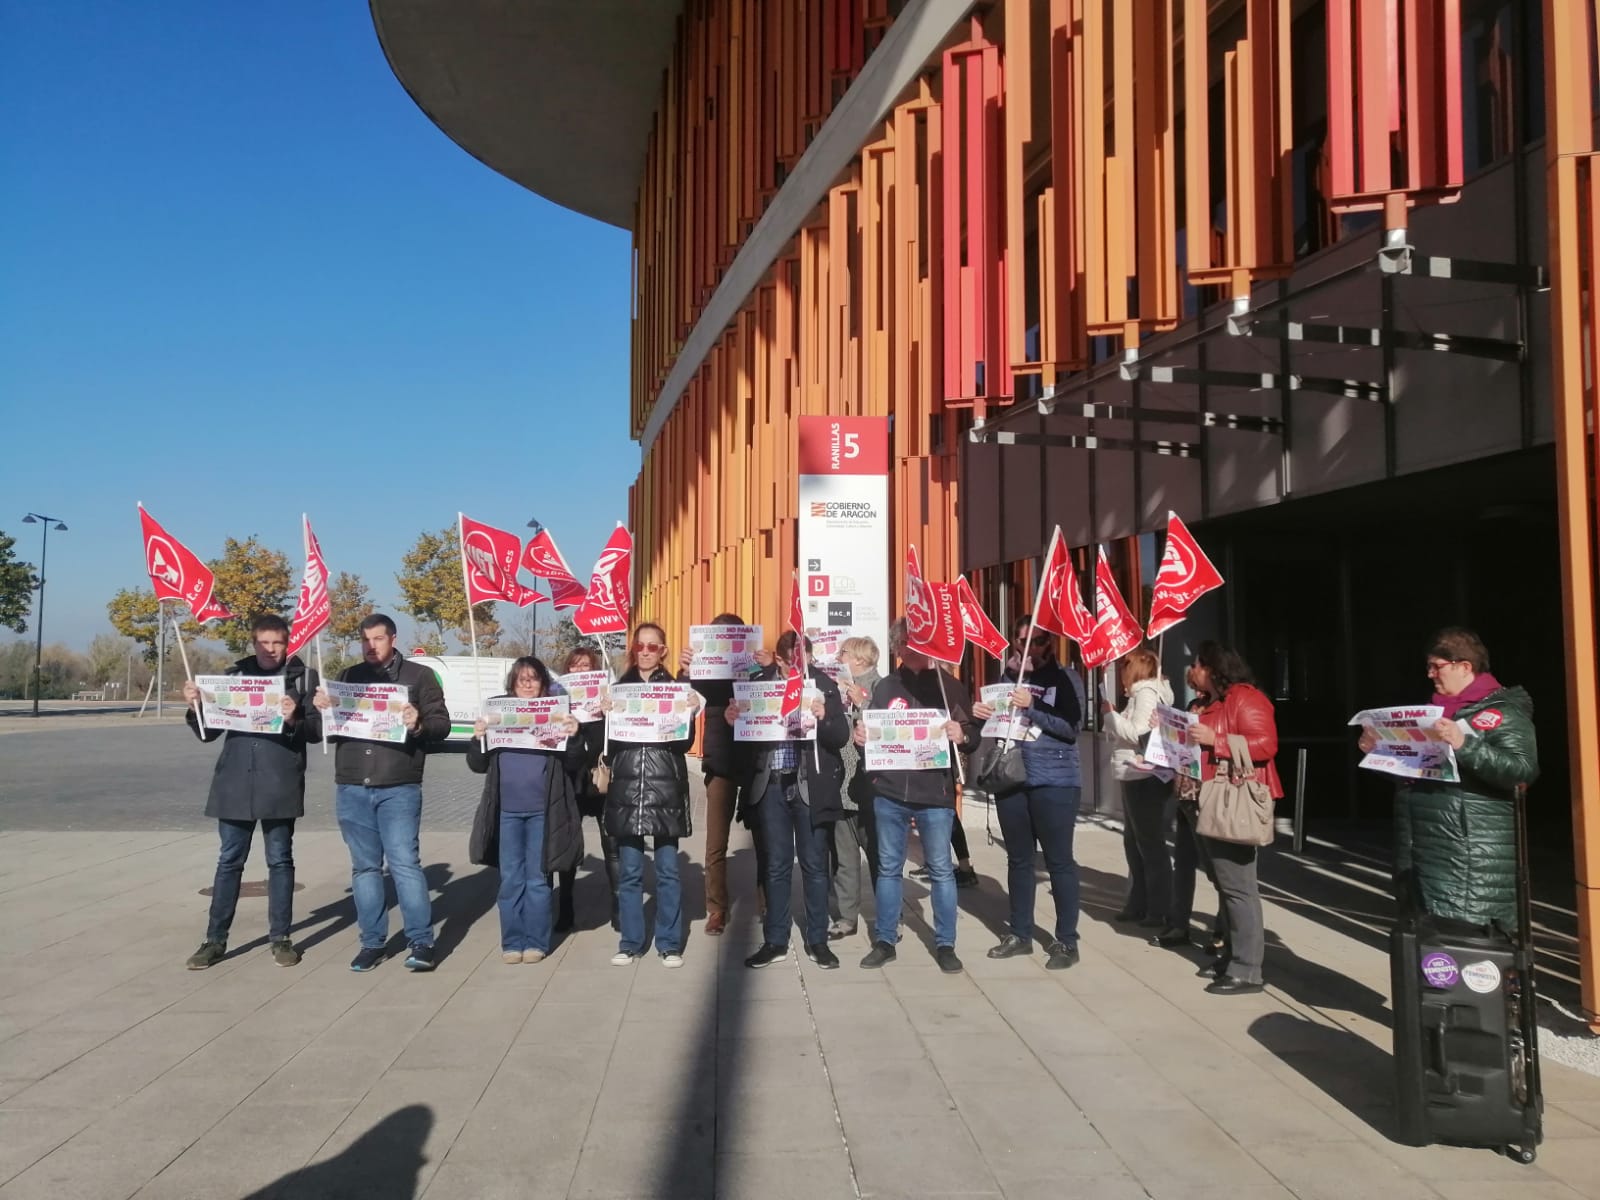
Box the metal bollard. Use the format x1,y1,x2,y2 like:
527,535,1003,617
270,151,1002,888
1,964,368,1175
1292,746,1308,854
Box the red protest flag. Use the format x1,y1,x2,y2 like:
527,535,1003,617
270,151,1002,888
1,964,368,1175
904,545,964,664
788,572,805,638
286,515,332,657
1033,527,1091,644
955,576,1009,659
1146,512,1224,638
460,513,545,609
521,528,588,609
575,525,633,635
138,504,232,623
1081,547,1144,668
779,657,805,720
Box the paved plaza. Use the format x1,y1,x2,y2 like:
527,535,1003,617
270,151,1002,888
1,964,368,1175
2,720,1600,1198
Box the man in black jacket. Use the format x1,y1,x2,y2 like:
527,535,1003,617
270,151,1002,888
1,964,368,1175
852,618,981,973
183,614,321,970
731,632,851,971
313,614,450,972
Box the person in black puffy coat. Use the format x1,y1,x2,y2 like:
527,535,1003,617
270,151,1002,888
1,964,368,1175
602,622,704,966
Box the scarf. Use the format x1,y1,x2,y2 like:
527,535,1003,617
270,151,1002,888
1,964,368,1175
1433,671,1500,720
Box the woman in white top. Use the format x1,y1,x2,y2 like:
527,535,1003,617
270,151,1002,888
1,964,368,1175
1102,648,1174,929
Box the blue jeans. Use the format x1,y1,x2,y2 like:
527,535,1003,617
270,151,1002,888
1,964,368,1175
616,836,682,955
207,818,294,942
498,809,552,953
336,784,433,950
995,785,1081,944
759,776,832,947
872,796,957,948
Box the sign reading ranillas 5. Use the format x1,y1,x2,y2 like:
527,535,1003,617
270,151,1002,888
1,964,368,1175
798,416,889,659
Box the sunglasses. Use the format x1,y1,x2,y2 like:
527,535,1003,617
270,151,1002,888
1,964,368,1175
633,641,666,654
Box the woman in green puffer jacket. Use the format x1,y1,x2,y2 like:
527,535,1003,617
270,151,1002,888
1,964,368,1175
1360,627,1538,931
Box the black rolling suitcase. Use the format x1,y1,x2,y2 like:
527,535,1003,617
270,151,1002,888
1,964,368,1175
1389,786,1542,1163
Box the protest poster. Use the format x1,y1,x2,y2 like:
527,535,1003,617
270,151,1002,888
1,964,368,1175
687,624,763,681
1143,704,1200,781
608,682,695,743
195,674,285,735
807,627,849,663
862,708,951,771
814,658,853,689
732,680,820,742
1349,705,1460,782
978,683,1044,738
324,680,410,744
559,671,610,723
483,696,571,752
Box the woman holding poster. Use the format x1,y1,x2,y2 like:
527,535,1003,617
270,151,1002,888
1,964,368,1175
1188,643,1281,995
555,646,615,933
602,623,704,967
467,657,585,964
1103,649,1175,930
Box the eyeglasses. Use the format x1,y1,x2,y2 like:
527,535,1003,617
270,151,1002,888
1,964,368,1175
1425,659,1460,675
633,641,666,654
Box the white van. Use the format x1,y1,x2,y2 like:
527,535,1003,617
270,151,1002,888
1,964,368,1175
410,655,515,743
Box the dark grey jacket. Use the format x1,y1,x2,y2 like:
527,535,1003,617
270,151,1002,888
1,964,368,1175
738,665,851,828
604,665,695,839
187,654,321,821
466,705,587,874
330,653,450,787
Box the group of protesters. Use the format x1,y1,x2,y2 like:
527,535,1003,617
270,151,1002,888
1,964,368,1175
180,608,1536,1001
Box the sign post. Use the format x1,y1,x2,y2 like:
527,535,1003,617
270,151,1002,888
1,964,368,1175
797,416,890,659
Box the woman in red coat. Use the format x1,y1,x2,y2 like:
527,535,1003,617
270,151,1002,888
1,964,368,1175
1188,642,1282,995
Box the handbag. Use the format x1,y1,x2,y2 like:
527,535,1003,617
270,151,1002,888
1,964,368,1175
468,787,500,868
972,735,1028,797
1196,733,1275,847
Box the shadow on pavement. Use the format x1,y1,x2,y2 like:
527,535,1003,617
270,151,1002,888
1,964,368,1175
1249,1011,1396,1139
238,1103,433,1199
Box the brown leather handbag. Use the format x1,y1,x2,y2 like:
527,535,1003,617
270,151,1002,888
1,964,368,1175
1196,734,1275,847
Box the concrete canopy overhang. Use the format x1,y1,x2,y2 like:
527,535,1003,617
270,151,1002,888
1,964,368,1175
369,0,685,230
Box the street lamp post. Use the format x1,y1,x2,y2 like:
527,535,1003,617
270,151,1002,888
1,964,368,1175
526,518,544,657
20,512,68,718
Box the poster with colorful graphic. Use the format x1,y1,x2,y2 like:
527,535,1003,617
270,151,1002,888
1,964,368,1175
559,671,610,724
978,683,1045,738
687,624,763,681
1349,705,1459,782
195,674,285,735
325,681,410,744
483,696,571,752
1143,705,1200,781
862,708,951,772
608,683,695,743
814,658,854,689
807,627,849,663
732,680,820,742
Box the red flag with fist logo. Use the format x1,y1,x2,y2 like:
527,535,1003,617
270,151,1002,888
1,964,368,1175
460,514,545,609
1080,548,1144,668
575,525,633,635
955,576,1010,659
1032,526,1091,644
1146,512,1224,638
138,504,232,623
520,528,587,609
286,515,331,657
904,545,963,664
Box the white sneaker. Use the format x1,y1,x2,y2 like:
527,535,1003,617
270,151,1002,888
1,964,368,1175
611,950,639,966
660,953,684,969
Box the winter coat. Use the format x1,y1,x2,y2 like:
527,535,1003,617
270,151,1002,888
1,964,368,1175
690,676,749,781
564,719,607,818
187,654,322,821
863,666,981,809
998,660,1085,788
466,701,586,874
330,653,450,787
1195,683,1284,798
1394,685,1538,929
1106,676,1175,782
740,665,852,829
604,664,695,839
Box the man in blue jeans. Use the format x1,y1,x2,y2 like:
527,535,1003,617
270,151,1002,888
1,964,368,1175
182,614,321,969
851,619,980,973
314,614,450,972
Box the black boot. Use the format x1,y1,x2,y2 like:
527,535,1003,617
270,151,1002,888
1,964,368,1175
555,869,576,934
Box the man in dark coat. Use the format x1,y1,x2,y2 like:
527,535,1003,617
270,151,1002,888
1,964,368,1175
313,613,451,973
731,632,851,971
182,614,321,969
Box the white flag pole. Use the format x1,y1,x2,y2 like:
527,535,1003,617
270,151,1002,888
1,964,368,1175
936,665,966,785
458,513,484,749
1007,525,1060,745
170,603,204,731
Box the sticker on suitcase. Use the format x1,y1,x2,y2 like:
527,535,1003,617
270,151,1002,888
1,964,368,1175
1420,951,1460,989
1461,959,1503,994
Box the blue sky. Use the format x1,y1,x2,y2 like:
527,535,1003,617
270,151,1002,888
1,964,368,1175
0,3,639,651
